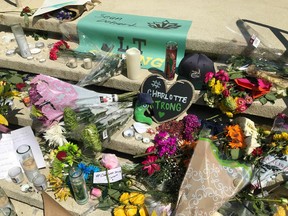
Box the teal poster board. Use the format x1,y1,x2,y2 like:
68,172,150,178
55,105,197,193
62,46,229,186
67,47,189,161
77,11,192,72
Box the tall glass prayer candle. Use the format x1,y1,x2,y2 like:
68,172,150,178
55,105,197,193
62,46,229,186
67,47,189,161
164,41,178,80
10,24,31,58
16,145,40,182
69,167,89,205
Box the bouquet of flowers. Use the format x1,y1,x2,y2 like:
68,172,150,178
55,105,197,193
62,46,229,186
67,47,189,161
130,114,202,206
47,141,170,216
203,56,288,118
174,115,288,215
49,40,123,86
62,102,134,152
28,74,138,127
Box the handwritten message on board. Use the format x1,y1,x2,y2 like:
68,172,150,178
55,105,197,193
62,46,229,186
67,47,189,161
141,75,194,123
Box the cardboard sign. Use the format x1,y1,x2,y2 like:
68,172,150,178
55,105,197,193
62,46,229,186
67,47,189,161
141,74,194,123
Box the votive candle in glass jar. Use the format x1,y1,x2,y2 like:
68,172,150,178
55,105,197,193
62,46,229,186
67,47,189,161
69,167,88,205
16,145,40,182
0,207,17,216
0,187,15,211
10,23,32,58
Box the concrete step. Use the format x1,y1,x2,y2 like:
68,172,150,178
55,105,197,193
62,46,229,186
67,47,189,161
1,152,136,216
0,0,287,59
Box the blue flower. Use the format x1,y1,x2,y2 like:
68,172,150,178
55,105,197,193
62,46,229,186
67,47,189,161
78,162,100,180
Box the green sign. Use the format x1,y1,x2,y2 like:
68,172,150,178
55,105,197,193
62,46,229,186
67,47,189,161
77,11,192,72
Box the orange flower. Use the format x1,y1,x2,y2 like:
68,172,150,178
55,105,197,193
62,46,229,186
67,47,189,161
226,124,246,149
180,140,197,150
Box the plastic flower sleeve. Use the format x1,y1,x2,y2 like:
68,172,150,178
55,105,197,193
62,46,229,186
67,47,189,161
59,23,123,87
174,138,252,216
29,74,128,127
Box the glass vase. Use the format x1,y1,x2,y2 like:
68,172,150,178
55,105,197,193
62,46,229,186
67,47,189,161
0,187,15,213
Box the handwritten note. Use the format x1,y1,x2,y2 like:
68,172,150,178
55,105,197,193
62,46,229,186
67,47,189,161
93,167,122,184
0,126,46,179
0,134,21,179
141,74,194,123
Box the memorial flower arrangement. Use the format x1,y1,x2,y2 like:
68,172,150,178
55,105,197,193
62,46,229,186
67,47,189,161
203,56,288,118
28,74,137,128
203,68,273,117
198,116,288,215
129,114,202,205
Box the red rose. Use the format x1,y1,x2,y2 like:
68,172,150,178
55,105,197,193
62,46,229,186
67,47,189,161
16,83,26,91
56,151,67,161
22,6,31,13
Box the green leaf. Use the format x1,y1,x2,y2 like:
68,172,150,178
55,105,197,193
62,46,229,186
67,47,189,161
264,93,277,101
107,188,121,201
259,97,267,105
8,75,23,84
229,73,245,79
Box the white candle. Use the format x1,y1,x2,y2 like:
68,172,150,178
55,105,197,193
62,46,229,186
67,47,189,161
83,58,92,69
67,58,77,68
125,47,141,80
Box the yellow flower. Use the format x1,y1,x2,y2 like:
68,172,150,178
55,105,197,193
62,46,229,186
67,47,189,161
124,204,138,216
225,111,233,118
119,192,130,205
273,134,282,140
211,80,224,95
129,192,145,205
273,205,286,216
208,77,216,87
263,130,271,135
0,114,8,126
282,132,288,140
113,205,126,216
139,206,149,216
54,187,71,201
6,90,20,97
283,146,288,155
151,210,158,216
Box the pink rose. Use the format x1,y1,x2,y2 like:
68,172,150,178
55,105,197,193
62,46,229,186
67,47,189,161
101,153,119,169
90,188,102,199
204,72,214,83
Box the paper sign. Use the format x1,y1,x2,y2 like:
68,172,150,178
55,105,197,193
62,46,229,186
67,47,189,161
251,155,288,188
0,126,46,179
0,134,21,179
93,167,122,183
33,0,88,17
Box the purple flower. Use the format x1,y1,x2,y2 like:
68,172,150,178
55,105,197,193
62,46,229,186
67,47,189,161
183,114,201,141
154,132,177,157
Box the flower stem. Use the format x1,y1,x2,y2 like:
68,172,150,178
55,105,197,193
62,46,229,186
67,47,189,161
105,168,111,189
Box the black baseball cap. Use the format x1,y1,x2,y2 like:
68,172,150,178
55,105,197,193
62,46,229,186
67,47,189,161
177,53,215,90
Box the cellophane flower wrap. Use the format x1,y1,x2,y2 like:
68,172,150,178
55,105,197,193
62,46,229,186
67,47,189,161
175,138,252,216
28,74,136,127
